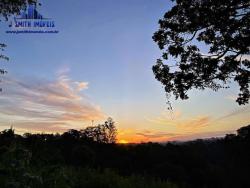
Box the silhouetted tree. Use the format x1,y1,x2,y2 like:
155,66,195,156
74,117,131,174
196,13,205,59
237,124,250,139
0,127,15,146
62,129,81,140
82,117,117,143
0,0,37,20
153,0,250,105
102,117,117,143
82,126,102,142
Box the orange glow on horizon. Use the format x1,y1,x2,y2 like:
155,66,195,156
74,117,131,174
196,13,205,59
118,139,129,144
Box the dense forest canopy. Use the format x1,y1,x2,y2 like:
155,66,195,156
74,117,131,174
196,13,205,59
0,124,249,187
153,0,250,105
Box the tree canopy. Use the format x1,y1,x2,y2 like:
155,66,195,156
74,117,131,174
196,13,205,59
153,0,250,105
81,117,117,144
0,0,36,21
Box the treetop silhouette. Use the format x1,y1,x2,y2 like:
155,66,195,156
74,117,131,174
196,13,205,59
153,0,250,105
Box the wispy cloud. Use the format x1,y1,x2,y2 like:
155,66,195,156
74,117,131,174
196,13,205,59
147,110,211,132
215,106,250,122
136,131,178,139
117,128,236,143
135,129,236,142
75,81,88,91
0,71,106,132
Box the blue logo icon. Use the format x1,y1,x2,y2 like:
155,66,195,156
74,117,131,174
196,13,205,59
20,4,43,19
6,3,59,34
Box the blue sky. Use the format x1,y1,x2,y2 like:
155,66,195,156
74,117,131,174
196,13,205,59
0,0,249,143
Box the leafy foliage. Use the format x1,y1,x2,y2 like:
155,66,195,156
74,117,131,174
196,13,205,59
153,0,250,105
0,0,36,21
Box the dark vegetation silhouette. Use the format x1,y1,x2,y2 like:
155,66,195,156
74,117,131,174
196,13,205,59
0,0,37,20
0,122,250,188
153,0,250,105
0,118,177,188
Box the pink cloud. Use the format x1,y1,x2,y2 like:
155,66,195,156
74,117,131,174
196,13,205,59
0,73,106,132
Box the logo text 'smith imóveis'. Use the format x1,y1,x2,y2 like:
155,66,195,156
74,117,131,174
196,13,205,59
7,3,59,34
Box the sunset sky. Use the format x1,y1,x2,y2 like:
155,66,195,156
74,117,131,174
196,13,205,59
0,0,249,143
